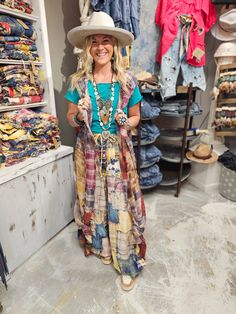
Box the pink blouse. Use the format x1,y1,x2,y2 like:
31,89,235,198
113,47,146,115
155,0,216,66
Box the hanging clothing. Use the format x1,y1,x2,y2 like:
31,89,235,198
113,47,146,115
64,72,146,278
159,25,206,99
90,0,141,39
155,0,216,67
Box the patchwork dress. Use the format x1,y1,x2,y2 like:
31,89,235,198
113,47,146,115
65,72,146,278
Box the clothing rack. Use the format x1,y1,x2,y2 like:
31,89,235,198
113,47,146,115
175,83,193,197
136,83,197,196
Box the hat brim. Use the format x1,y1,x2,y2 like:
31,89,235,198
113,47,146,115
211,22,236,41
67,25,134,48
186,151,218,164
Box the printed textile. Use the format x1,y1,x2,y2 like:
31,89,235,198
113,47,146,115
72,72,146,277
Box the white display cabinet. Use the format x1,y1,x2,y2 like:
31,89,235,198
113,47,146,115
0,0,75,272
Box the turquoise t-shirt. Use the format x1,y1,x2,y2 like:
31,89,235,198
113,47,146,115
65,80,142,134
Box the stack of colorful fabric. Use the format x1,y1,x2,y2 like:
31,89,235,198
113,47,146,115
0,14,39,61
0,0,33,14
0,108,61,167
0,63,44,106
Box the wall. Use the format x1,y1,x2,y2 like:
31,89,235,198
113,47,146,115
44,0,80,147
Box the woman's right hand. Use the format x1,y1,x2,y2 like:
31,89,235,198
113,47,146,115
76,94,90,121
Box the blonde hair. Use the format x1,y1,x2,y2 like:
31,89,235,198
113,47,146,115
70,35,128,91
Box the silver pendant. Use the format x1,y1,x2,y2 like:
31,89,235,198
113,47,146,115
102,130,110,139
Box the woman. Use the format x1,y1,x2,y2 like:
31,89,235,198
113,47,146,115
65,11,146,291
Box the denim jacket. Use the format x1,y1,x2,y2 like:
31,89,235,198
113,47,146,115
91,0,141,38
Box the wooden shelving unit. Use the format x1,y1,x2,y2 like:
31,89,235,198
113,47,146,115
214,63,236,139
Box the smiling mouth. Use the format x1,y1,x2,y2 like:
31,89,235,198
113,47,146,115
96,53,107,57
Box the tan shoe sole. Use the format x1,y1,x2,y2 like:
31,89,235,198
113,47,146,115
120,276,136,291
101,257,112,265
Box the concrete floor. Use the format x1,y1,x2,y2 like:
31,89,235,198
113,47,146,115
1,183,236,314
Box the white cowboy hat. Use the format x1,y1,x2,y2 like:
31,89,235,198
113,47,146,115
211,6,236,41
214,41,236,57
214,41,236,65
67,11,134,48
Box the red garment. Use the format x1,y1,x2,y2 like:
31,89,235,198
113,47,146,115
155,0,216,66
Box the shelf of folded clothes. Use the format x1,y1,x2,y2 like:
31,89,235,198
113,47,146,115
213,104,236,136
0,13,40,62
139,163,163,190
134,144,162,169
158,144,191,164
158,160,191,186
0,4,37,21
0,108,61,169
139,87,161,94
0,59,43,65
215,128,236,137
0,63,45,109
159,128,198,142
132,121,160,146
0,101,47,112
159,100,202,117
141,95,160,120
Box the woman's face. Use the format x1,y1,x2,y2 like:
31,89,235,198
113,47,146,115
90,34,114,67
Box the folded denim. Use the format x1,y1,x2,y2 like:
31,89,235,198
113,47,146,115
0,15,36,39
141,98,160,119
134,144,162,167
132,121,160,145
142,94,161,107
159,101,202,116
140,164,163,187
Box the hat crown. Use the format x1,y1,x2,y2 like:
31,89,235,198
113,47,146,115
193,144,212,159
211,6,236,41
214,41,236,58
220,9,236,33
86,11,115,28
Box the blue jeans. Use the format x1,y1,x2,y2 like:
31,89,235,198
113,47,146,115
160,26,206,100
140,164,163,187
134,144,162,168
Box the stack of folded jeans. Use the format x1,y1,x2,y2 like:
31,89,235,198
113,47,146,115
139,164,163,188
134,144,162,168
0,14,39,61
158,144,191,163
0,109,61,167
132,121,160,145
159,100,202,116
141,95,161,120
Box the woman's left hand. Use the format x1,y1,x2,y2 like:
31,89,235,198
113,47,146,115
115,110,129,129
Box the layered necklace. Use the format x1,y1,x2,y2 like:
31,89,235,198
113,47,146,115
92,73,115,131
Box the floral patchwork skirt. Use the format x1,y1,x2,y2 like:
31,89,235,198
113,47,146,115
74,132,146,278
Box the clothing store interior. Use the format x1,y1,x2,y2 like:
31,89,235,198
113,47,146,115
1,0,236,312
